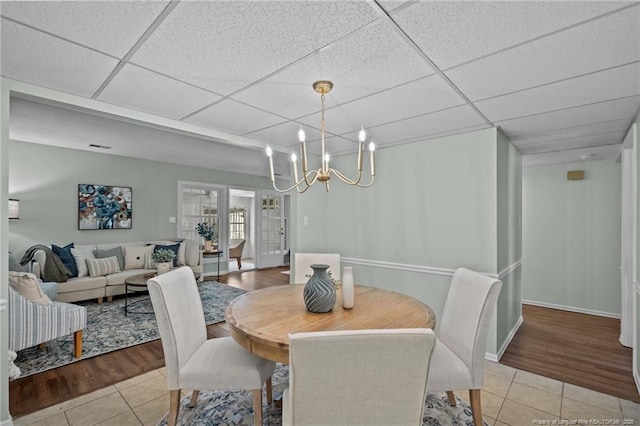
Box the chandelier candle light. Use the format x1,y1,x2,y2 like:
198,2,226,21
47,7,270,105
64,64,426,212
266,80,376,193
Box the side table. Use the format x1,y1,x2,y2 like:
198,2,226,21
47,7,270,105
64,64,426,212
202,250,223,281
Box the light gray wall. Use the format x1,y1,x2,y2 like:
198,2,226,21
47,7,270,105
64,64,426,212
8,140,277,258
522,159,622,316
293,128,519,354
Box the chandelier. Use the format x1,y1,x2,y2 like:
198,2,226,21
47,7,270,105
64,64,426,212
266,80,376,193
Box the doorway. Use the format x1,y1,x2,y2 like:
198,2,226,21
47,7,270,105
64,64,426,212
228,188,256,272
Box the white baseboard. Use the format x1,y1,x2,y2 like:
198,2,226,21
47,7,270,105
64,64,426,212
485,315,524,362
0,416,13,426
522,299,620,319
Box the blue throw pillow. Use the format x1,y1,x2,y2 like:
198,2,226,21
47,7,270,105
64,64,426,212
152,243,180,267
52,243,77,277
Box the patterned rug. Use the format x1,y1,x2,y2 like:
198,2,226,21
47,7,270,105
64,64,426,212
158,364,487,426
14,282,246,378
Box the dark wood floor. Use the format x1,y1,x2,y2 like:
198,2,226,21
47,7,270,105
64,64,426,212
10,269,639,417
501,304,639,403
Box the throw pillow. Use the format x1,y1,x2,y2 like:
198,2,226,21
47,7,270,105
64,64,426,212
52,243,77,277
86,256,120,277
71,247,95,278
93,247,124,270
152,243,180,267
177,242,186,266
144,252,157,269
124,245,154,270
8,251,27,272
184,239,200,267
8,271,52,304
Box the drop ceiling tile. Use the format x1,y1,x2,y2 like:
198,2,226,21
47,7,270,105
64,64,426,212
392,1,630,69
476,62,640,122
0,1,169,57
523,144,621,167
297,75,466,135
516,131,626,154
497,96,640,137
232,19,433,119
244,121,323,149
511,119,631,143
364,105,487,146
98,64,222,120
184,99,287,136
130,1,379,95
445,6,640,101
0,20,119,97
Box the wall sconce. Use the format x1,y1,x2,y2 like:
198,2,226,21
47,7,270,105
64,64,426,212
9,199,20,220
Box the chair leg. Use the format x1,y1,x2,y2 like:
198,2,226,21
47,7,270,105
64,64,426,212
446,391,456,406
469,389,482,426
266,376,273,404
253,388,263,426
168,390,181,426
237,258,242,269
73,330,83,358
189,390,200,408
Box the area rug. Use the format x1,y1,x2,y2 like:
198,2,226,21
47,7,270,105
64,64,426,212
14,282,246,378
158,364,487,426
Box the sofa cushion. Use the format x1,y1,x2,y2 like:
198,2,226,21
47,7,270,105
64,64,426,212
86,256,120,277
124,245,155,270
97,241,144,251
106,269,153,286
52,243,77,277
177,242,187,266
152,243,180,267
9,252,27,272
144,253,157,270
93,247,124,270
57,276,106,293
71,247,95,278
8,271,52,304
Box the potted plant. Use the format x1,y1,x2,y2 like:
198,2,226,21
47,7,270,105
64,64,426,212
196,222,215,252
152,248,176,275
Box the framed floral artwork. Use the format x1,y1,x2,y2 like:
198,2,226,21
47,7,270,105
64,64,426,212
78,184,132,230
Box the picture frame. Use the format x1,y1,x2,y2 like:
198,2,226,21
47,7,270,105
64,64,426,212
78,184,132,230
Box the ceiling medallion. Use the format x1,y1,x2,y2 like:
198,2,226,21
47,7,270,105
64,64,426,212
266,80,376,193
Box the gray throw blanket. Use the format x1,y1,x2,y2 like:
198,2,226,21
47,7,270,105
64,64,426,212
20,245,69,282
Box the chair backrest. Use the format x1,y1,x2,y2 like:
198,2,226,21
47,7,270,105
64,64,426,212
287,328,436,426
229,239,246,257
293,253,341,283
147,266,207,389
439,267,502,387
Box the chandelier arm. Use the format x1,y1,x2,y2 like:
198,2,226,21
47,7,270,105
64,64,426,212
271,170,320,193
331,168,363,186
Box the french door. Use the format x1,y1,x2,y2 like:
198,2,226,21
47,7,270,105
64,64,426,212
257,191,286,268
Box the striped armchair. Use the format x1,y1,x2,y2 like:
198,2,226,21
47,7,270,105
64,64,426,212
8,286,87,358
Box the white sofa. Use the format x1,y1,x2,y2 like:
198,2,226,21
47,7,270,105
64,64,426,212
31,239,202,304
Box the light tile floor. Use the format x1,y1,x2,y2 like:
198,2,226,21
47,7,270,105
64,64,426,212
11,361,640,426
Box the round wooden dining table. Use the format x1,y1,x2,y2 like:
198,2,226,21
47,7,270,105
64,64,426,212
225,284,436,364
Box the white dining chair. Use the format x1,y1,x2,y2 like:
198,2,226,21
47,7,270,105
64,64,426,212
426,267,502,426
282,328,436,426
147,267,275,426
293,252,341,283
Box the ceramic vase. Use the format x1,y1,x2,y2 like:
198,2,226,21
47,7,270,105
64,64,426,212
342,266,354,309
303,264,336,313
204,240,213,252
157,262,172,275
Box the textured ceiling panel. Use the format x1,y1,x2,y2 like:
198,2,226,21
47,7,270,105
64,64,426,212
184,99,287,136
98,64,222,120
232,20,433,120
0,1,169,57
497,96,640,137
297,75,466,136
392,1,630,70
244,121,324,149
445,5,640,101
522,144,622,167
510,119,630,143
477,62,640,122
516,131,625,154
365,105,487,146
0,20,119,97
130,1,379,95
